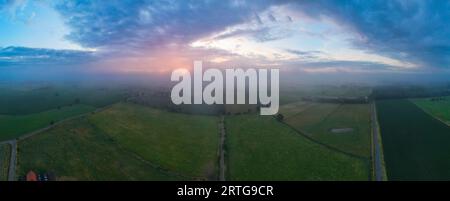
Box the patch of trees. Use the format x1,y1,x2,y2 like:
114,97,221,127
372,85,450,100
275,114,284,122
301,96,369,104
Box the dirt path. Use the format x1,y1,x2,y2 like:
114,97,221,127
7,140,16,181
279,119,367,160
218,116,226,181
0,140,17,181
371,102,383,181
17,105,113,141
0,104,115,181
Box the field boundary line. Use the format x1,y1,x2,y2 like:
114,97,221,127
0,103,117,181
410,99,450,127
306,104,343,132
283,102,314,120
9,102,205,181
276,117,368,160
88,120,207,181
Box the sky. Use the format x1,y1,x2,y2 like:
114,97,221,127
1,0,450,80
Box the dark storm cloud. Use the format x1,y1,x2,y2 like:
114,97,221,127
290,0,450,68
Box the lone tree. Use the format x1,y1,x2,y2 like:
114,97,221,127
276,113,284,122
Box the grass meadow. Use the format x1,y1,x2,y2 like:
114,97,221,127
225,115,370,180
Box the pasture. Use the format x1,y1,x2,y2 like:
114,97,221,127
225,115,370,180
0,104,95,141
17,117,182,181
280,85,371,105
283,103,339,131
306,104,371,157
88,103,219,179
0,84,126,115
281,103,371,158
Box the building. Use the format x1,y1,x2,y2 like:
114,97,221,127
26,171,37,181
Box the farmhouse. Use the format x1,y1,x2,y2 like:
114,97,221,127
24,170,56,181
26,171,37,181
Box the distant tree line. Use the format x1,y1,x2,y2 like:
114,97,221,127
372,85,450,100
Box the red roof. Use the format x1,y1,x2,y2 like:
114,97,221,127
26,171,37,181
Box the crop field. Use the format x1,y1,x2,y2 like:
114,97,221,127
0,85,126,115
283,103,339,131
280,103,371,158
0,104,95,141
278,101,313,118
412,96,450,124
88,103,219,179
280,85,372,105
306,104,371,157
0,144,10,181
17,117,182,181
377,99,450,180
225,115,370,180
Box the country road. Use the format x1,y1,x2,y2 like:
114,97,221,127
371,102,383,181
0,140,17,181
7,140,16,181
218,116,226,181
0,104,114,181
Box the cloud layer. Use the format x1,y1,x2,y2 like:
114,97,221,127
2,0,450,73
54,0,283,51
0,46,94,66
291,0,450,68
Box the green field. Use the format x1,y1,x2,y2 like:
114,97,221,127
377,99,450,180
225,115,369,180
280,85,371,105
412,96,450,124
88,103,219,179
278,101,312,118
17,103,220,180
17,117,182,181
0,104,95,141
283,103,339,131
281,103,371,158
306,104,371,157
0,85,125,115
0,144,10,181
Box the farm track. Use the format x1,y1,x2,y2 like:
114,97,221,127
0,103,115,181
371,102,383,181
278,118,367,160
279,118,372,180
0,102,209,181
218,116,226,181
283,102,314,119
0,140,16,181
